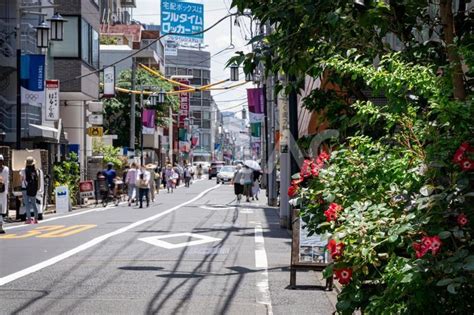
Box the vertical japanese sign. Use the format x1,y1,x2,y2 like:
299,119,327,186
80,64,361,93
176,80,190,126
45,80,60,121
103,66,115,98
20,54,45,108
161,0,204,44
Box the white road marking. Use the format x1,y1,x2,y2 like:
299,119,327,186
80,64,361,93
138,233,221,249
4,204,123,231
0,184,220,286
255,223,273,315
5,178,207,230
199,205,234,211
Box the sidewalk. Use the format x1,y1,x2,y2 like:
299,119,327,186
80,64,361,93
247,192,338,314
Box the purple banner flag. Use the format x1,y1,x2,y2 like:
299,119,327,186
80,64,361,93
142,109,156,135
247,88,264,114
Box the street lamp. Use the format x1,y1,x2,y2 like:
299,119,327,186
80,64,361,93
47,13,67,41
230,63,239,81
34,21,50,48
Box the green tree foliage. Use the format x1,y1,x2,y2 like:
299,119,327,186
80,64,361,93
101,68,179,148
53,153,81,205
231,0,474,313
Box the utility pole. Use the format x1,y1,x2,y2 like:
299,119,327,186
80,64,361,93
168,106,173,163
140,88,144,165
15,0,21,149
130,58,136,150
278,73,290,228
289,75,299,175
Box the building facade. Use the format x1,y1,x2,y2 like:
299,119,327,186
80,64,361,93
165,48,214,162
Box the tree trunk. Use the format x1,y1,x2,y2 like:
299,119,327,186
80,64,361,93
439,0,466,100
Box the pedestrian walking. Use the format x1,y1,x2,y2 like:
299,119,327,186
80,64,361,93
154,167,161,195
165,164,176,193
136,171,149,208
0,155,9,234
102,162,117,199
197,164,203,179
146,164,156,202
125,162,138,206
252,170,261,201
240,165,254,202
232,164,243,203
161,167,167,191
184,164,192,187
22,157,40,224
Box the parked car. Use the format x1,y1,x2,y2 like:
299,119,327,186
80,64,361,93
216,166,236,184
208,161,225,179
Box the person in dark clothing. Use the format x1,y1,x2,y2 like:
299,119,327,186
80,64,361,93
102,162,117,197
22,157,40,224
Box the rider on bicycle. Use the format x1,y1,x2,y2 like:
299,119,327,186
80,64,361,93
102,162,117,198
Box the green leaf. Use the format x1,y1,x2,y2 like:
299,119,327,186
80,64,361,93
388,234,398,243
463,261,474,271
436,278,453,286
438,231,451,239
401,273,413,283
336,299,351,311
447,283,459,294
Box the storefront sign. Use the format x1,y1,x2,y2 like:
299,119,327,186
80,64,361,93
164,40,178,56
88,114,103,125
45,80,60,121
87,126,103,137
79,180,95,199
103,66,115,98
161,0,204,43
176,80,190,126
55,186,70,214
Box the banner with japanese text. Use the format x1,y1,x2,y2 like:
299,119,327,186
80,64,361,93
161,0,204,44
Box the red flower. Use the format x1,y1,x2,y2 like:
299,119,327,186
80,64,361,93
459,142,470,152
412,236,442,258
324,203,343,222
291,178,303,186
457,213,468,226
288,185,299,198
460,159,474,171
452,152,464,164
412,242,428,258
318,151,330,162
311,167,319,177
327,239,345,259
429,236,442,255
334,268,352,285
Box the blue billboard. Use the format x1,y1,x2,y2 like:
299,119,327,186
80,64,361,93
161,0,204,43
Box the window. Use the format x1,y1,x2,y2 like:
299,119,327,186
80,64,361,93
166,67,176,76
202,133,211,146
81,19,99,68
202,78,210,86
50,16,79,57
202,120,211,129
190,78,201,86
202,99,211,107
177,68,187,75
193,69,201,78
202,70,210,79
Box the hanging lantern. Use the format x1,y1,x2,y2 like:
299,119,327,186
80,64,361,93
35,21,50,48
157,89,166,104
230,63,239,81
47,13,67,41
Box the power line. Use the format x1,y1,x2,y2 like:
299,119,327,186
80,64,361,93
63,13,238,84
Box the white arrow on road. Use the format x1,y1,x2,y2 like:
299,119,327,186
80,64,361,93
138,233,221,249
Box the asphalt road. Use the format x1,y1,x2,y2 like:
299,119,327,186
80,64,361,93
0,179,336,315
